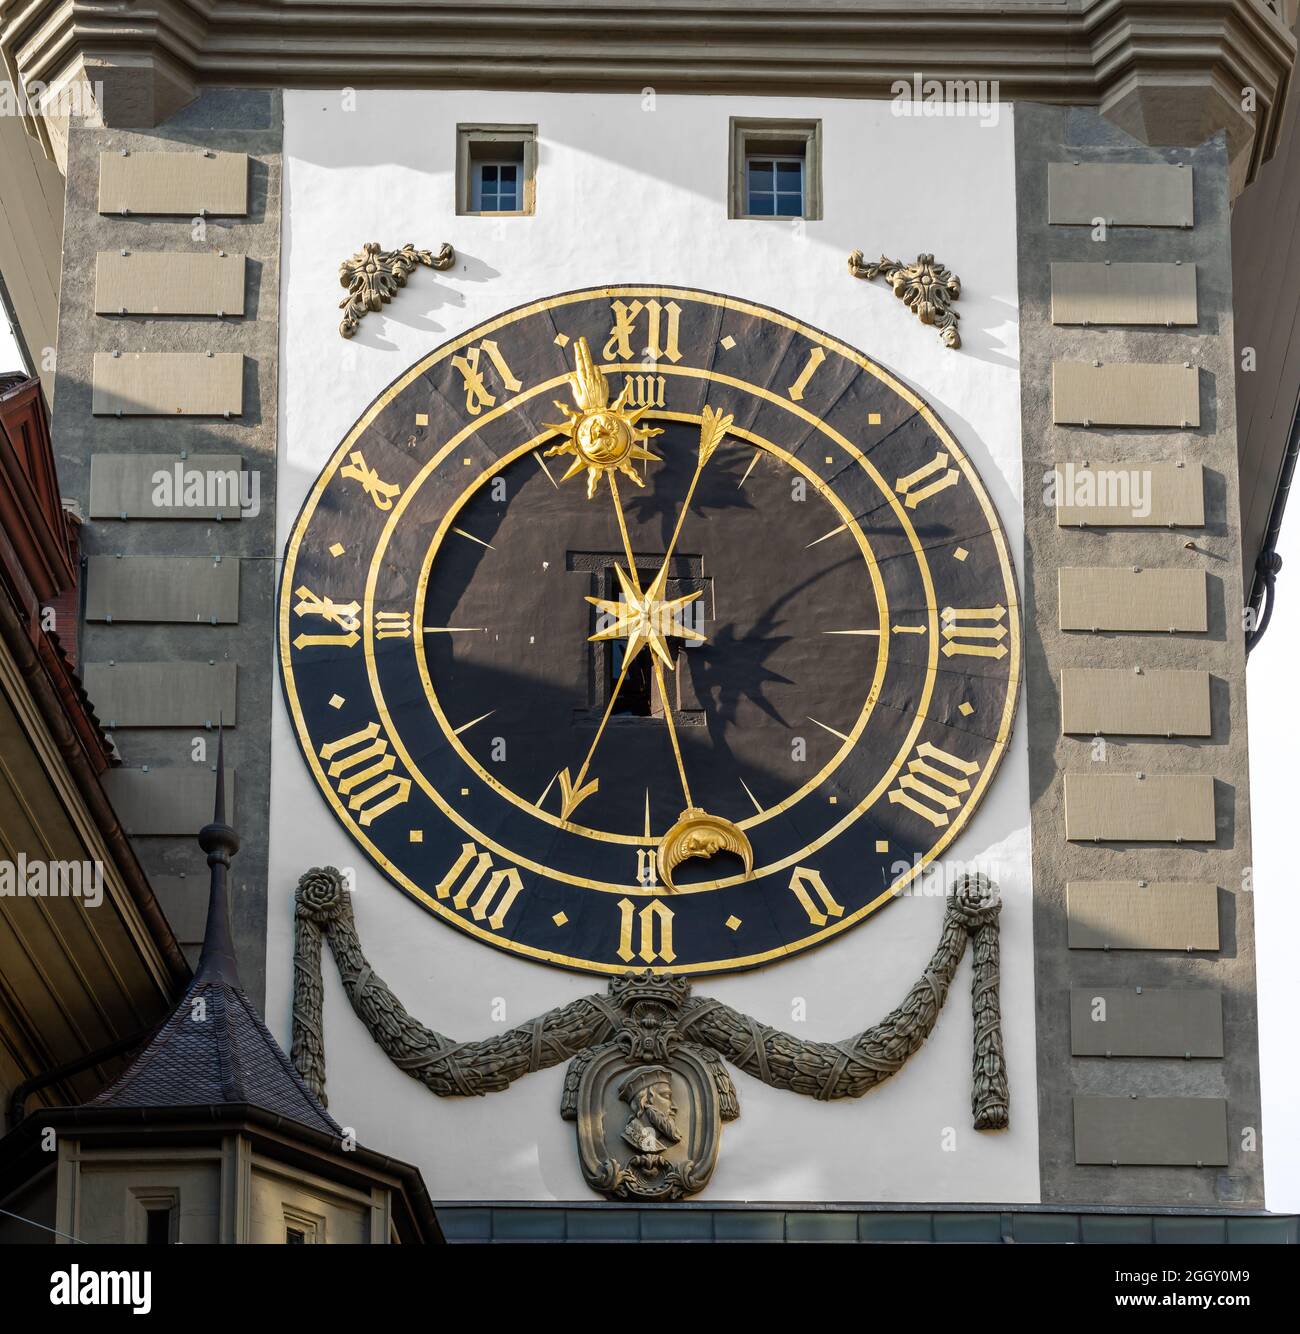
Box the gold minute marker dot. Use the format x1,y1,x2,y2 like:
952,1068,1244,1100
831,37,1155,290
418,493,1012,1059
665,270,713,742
553,911,568,926
725,915,741,931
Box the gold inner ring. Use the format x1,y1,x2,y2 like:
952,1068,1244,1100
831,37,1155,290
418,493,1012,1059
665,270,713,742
408,409,888,848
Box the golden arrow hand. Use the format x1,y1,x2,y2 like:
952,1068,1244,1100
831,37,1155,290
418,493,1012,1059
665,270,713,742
656,405,733,577
554,404,731,826
557,767,601,822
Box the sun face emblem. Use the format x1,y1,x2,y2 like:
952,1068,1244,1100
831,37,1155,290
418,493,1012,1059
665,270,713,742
545,337,663,498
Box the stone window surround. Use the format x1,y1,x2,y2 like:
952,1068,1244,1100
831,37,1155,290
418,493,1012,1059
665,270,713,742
455,123,537,217
728,117,823,221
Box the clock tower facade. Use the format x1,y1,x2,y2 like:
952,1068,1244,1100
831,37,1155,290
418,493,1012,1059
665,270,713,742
12,2,1295,1238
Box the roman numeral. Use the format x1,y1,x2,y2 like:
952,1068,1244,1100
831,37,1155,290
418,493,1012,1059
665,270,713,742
450,339,522,416
340,450,401,510
895,451,959,507
319,721,411,826
617,897,675,964
787,347,826,401
887,741,980,828
603,300,683,363
788,866,844,926
621,372,666,408
434,842,524,931
292,584,360,650
940,605,1008,659
374,610,412,640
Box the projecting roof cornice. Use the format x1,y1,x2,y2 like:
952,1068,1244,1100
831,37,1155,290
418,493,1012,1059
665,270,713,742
1,0,1296,190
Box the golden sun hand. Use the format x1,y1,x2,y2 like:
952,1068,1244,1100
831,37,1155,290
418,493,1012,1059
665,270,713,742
543,336,662,498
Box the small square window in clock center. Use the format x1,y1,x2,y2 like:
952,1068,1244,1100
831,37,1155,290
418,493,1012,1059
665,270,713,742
457,124,537,216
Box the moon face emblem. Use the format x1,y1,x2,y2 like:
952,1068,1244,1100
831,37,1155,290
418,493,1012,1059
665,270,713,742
657,808,755,892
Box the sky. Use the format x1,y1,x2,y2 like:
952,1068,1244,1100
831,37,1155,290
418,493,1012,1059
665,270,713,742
0,303,26,375
1247,508,1300,1212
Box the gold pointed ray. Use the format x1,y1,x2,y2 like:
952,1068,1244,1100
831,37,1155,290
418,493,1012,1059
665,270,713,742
737,448,763,489
533,451,559,488
454,710,495,736
452,527,495,550
536,770,561,808
806,523,847,548
739,776,764,815
807,715,851,743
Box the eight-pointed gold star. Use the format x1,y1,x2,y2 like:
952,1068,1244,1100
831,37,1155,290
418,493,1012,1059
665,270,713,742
544,337,662,499
586,563,705,670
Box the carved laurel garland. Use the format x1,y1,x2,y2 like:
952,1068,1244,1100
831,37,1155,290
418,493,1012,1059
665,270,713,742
292,868,1008,1130
675,882,1007,1119
295,869,614,1097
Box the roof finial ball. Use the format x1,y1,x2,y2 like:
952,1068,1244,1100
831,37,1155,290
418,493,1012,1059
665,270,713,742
197,719,240,868
194,720,241,987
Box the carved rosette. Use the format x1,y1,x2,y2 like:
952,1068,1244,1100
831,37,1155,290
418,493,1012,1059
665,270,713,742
848,249,962,349
338,241,455,338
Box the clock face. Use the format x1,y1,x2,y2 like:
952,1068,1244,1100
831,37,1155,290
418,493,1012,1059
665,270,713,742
280,286,1020,975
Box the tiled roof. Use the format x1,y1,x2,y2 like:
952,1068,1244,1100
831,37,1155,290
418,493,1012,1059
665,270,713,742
91,972,341,1138
90,729,339,1139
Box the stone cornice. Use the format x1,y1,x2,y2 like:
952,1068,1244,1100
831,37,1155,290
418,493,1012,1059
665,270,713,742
2,0,1295,189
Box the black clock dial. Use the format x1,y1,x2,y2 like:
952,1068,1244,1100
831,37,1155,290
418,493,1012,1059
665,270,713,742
280,286,1021,974
419,417,881,839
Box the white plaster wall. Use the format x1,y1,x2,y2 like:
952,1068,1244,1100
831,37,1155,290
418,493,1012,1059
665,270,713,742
270,90,1036,1203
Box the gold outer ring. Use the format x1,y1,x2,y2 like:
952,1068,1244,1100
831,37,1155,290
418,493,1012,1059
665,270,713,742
279,286,1022,973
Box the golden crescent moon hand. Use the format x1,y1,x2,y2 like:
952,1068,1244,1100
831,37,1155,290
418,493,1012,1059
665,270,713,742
657,807,755,892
